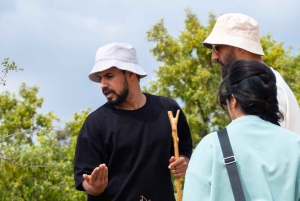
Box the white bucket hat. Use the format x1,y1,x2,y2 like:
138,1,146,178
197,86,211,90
89,42,147,82
203,13,265,56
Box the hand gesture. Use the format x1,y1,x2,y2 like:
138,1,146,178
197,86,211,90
82,164,108,196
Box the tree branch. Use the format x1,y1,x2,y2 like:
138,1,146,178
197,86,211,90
0,127,56,140
0,156,55,168
196,99,209,123
1,57,23,86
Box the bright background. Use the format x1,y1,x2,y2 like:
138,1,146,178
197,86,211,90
1,0,299,123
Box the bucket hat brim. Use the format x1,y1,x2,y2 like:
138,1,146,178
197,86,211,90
203,31,264,56
202,13,265,56
89,59,147,83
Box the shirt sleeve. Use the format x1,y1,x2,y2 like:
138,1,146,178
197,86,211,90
276,82,287,128
272,67,300,134
177,109,193,159
183,134,214,200
73,118,107,191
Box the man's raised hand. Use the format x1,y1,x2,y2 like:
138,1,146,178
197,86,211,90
82,164,108,196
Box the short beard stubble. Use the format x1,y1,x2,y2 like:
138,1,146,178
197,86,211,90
220,49,237,79
103,75,129,106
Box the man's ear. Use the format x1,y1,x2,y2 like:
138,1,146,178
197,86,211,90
126,71,136,80
234,47,246,60
237,48,245,53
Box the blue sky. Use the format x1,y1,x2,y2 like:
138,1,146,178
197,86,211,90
1,0,299,123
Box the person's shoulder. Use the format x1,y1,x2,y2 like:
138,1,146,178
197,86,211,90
268,66,286,83
277,126,300,140
85,103,112,122
202,131,218,141
282,129,300,152
196,132,218,148
145,93,179,105
265,124,300,148
192,131,218,155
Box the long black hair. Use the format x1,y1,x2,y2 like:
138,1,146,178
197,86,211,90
217,60,283,126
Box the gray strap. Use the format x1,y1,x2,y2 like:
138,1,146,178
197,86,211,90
217,128,246,201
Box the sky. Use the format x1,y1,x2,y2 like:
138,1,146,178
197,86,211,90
1,0,299,124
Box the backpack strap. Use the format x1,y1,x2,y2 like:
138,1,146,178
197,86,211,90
217,128,246,201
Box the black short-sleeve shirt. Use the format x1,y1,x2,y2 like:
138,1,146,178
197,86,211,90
74,93,192,200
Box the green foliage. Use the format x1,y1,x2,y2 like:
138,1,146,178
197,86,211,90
1,58,23,86
261,34,300,103
145,10,300,198
145,9,300,148
146,9,230,146
1,10,300,200
0,83,89,200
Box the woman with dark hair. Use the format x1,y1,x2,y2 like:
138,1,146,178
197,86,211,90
183,60,300,201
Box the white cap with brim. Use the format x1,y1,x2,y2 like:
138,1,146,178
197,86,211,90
89,42,147,83
203,13,265,56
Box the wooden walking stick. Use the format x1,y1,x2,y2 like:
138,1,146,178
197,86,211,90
168,109,181,201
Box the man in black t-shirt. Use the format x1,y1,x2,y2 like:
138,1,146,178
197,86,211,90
74,42,192,200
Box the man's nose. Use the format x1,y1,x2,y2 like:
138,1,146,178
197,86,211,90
211,51,219,61
100,80,108,89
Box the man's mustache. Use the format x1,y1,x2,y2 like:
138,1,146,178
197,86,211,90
218,61,229,78
218,60,225,68
102,87,116,95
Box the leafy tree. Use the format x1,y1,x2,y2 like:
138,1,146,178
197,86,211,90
145,9,300,148
145,10,300,198
1,58,23,86
0,82,89,200
1,9,299,200
261,34,300,102
146,10,228,146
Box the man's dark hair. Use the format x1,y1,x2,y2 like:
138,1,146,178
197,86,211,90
217,60,283,125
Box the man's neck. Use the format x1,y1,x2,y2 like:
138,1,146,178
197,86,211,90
114,92,146,110
239,50,264,63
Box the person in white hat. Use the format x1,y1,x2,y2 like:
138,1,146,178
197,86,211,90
73,42,192,200
202,13,300,135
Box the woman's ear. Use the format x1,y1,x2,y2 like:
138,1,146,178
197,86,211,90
231,94,237,108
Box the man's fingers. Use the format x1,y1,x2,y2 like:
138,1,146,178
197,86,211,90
90,164,107,183
169,156,189,178
172,168,186,176
96,164,108,182
102,165,108,181
168,156,177,169
82,164,108,196
173,172,185,178
91,167,99,181
169,156,176,163
83,174,90,181
173,161,186,169
169,157,185,168
171,166,187,178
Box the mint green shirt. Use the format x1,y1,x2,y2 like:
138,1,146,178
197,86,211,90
183,115,300,201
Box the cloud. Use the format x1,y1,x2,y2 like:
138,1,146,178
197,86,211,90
100,24,123,36
84,17,100,29
1,0,299,122
0,0,123,46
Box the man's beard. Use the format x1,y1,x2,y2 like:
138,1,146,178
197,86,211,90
102,76,129,106
219,50,237,79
